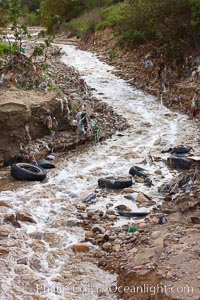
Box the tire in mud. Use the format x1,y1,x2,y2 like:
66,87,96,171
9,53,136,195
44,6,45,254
37,159,55,169
129,166,148,178
11,163,46,181
98,177,132,189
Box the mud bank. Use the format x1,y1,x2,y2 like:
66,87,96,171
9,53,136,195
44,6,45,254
0,53,127,167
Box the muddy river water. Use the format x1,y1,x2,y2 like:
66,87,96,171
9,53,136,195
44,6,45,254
0,45,199,300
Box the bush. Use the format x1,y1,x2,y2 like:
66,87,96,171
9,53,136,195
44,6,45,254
24,12,40,26
0,43,18,56
95,21,109,31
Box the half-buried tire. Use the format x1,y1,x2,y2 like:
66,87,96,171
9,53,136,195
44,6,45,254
129,166,148,178
98,177,132,189
37,159,55,169
11,163,46,181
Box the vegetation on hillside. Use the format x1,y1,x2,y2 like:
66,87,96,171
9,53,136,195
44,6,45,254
39,0,125,32
1,0,200,60
120,0,200,59
38,0,200,60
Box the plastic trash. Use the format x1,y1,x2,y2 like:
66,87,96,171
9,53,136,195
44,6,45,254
128,227,138,232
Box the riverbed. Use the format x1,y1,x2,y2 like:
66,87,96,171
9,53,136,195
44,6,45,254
0,44,199,300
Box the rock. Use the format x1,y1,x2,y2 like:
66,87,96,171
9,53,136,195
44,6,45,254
0,225,14,237
166,271,173,279
191,217,200,224
106,209,116,215
129,247,138,254
96,234,104,243
16,211,36,223
0,201,12,208
109,235,116,241
164,195,172,201
112,244,120,252
92,215,100,220
107,215,117,220
102,242,112,251
151,217,159,224
78,205,86,211
194,248,200,255
135,176,145,183
151,231,161,239
71,244,90,253
137,222,146,232
4,214,21,227
91,224,105,234
115,205,131,211
136,192,150,203
124,152,140,159
4,213,15,223
17,257,29,265
124,194,137,200
154,169,162,175
82,194,96,204
87,210,96,218
85,231,94,240
66,219,78,227
133,265,143,271
123,188,135,193
0,248,9,255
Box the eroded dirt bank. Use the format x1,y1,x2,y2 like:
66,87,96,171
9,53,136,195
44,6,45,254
0,49,126,167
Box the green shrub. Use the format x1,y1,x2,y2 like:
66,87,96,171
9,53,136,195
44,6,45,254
0,43,18,56
24,12,40,26
132,30,143,43
95,21,109,31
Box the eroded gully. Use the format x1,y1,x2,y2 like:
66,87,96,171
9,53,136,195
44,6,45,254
0,44,199,300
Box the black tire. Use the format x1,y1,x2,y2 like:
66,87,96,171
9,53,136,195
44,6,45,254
117,211,149,218
98,177,132,189
37,159,55,169
11,163,46,181
129,166,148,178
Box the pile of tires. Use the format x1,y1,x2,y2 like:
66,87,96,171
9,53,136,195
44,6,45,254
97,165,152,190
11,163,46,181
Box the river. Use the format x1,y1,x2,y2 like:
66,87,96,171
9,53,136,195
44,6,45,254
0,44,199,300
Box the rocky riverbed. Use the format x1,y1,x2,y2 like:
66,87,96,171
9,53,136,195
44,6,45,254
0,34,199,300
